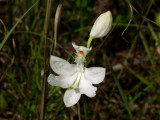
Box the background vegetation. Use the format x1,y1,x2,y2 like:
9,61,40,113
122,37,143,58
0,0,160,119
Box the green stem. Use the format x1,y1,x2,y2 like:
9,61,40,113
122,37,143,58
87,36,94,48
77,102,81,120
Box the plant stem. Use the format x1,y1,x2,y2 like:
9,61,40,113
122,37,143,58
77,102,81,120
87,36,93,48
40,0,51,119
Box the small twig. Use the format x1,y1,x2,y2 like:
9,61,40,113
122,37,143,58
51,3,63,55
40,0,51,119
121,0,133,43
126,0,160,27
0,19,7,34
0,39,15,83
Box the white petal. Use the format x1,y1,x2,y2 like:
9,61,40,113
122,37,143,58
84,67,106,84
79,74,97,97
90,11,112,38
72,42,80,53
50,55,77,75
63,89,81,107
72,42,92,57
48,73,77,88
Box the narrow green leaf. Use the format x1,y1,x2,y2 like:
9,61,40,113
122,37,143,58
106,56,133,118
0,0,39,50
124,65,150,85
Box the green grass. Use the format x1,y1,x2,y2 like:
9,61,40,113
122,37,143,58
0,0,39,50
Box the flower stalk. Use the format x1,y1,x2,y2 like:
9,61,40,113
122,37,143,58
87,36,94,48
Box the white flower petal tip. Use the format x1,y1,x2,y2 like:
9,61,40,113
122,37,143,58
90,10,112,38
84,67,106,84
79,74,98,98
63,89,81,107
72,42,92,57
50,55,76,75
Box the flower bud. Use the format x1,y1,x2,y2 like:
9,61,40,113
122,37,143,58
90,11,112,38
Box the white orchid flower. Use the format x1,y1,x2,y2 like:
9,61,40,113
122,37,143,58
87,11,112,48
48,43,106,107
